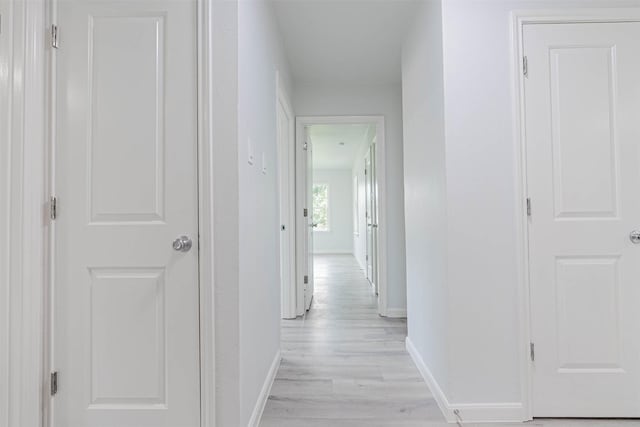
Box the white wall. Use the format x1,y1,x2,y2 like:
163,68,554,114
401,0,449,400
294,84,407,312
313,169,353,254
238,0,294,424
403,0,640,419
211,0,240,424
212,0,294,425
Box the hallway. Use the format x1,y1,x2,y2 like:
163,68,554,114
260,255,444,426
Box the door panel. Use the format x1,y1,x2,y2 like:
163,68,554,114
525,22,640,417
554,257,621,371
549,46,618,218
89,14,166,223
89,267,167,406
54,0,200,425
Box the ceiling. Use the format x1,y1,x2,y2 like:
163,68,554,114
272,0,417,85
310,124,373,169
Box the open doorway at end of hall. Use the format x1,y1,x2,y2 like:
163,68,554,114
277,116,386,320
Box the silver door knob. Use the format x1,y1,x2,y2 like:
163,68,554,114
172,235,193,252
630,231,640,244
311,223,318,228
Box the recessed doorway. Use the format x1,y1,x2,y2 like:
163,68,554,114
292,116,388,317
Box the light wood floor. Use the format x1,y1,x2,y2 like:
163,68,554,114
260,254,640,427
260,254,443,426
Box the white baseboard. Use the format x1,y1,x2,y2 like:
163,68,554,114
405,337,525,424
405,337,455,422
385,308,407,318
248,350,281,427
451,402,525,423
312,250,353,255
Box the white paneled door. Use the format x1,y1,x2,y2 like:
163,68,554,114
305,127,315,311
364,144,378,294
53,0,200,425
278,89,295,319
525,22,640,417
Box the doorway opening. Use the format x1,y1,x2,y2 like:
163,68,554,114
289,116,388,318
310,124,378,295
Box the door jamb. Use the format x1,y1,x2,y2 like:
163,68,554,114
511,8,640,421
6,0,217,425
294,116,388,317
196,0,216,424
1,0,49,424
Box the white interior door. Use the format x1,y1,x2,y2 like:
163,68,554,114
525,22,640,417
305,128,315,311
365,152,374,284
53,0,200,425
278,92,295,319
365,145,378,294
371,143,379,295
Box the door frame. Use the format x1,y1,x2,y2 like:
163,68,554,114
294,115,388,317
2,0,217,425
0,0,49,425
511,8,640,421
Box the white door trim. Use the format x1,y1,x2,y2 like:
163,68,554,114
276,73,296,320
2,0,217,425
294,115,388,316
511,8,640,421
1,0,49,425
196,0,216,424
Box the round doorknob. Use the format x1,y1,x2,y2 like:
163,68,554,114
630,231,640,244
172,235,193,252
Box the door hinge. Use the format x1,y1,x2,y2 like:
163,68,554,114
51,24,59,49
523,56,528,77
530,342,535,362
50,196,57,220
303,275,308,284
50,371,58,396
526,198,531,217
303,208,308,217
